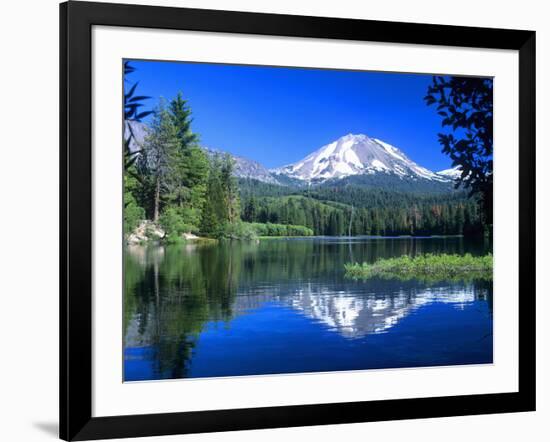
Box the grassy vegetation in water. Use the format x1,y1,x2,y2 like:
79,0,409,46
245,222,313,238
345,253,493,282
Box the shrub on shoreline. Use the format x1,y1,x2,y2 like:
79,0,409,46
246,222,314,237
216,222,258,240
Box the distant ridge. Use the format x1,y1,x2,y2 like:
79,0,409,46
203,147,280,185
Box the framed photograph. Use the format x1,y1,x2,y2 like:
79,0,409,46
60,1,536,440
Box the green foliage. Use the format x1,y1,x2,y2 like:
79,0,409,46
180,146,209,210
200,156,226,236
217,222,258,241
200,153,241,237
124,199,144,234
124,169,145,234
425,76,493,224
169,92,198,149
165,92,209,216
158,207,197,237
164,232,185,245
242,195,258,222
137,99,181,221
345,253,493,282
220,154,240,223
238,191,482,237
131,93,211,229
246,222,314,237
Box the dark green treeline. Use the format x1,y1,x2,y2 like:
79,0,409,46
239,186,483,237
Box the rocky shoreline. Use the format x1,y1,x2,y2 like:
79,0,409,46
126,220,200,245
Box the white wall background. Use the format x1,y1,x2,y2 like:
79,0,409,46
0,0,546,441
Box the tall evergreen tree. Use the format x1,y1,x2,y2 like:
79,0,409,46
243,195,258,222
164,92,210,229
169,92,198,150
199,153,242,237
201,156,227,236
219,154,240,223
139,99,180,221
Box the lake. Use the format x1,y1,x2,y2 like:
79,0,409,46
124,236,493,381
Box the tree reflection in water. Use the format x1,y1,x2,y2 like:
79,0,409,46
124,237,492,380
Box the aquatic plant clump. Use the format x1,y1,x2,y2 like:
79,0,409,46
345,253,493,281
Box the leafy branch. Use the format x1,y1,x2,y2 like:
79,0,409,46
124,61,152,169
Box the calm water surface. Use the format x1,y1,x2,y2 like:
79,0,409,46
124,237,492,381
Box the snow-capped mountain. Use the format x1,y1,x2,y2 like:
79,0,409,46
272,134,450,183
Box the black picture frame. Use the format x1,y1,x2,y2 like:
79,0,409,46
60,1,536,440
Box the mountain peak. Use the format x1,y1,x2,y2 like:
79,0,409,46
272,134,449,183
340,133,368,140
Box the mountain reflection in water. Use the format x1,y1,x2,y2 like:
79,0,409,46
124,237,492,381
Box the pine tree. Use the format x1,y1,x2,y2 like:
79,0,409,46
200,157,225,236
169,92,198,150
140,99,180,221
243,195,257,222
220,154,240,223
166,93,209,228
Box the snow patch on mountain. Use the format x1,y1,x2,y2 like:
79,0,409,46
371,159,389,171
437,166,463,179
374,138,407,163
412,165,440,180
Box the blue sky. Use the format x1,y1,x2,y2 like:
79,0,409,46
127,60,457,171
